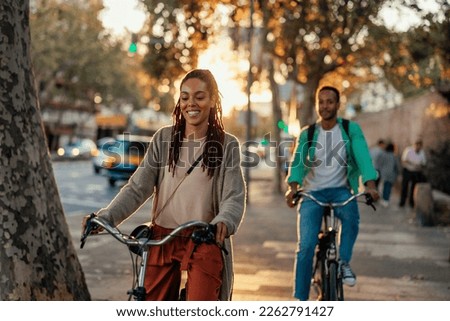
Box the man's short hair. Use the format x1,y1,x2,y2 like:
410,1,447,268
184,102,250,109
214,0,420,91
318,86,340,103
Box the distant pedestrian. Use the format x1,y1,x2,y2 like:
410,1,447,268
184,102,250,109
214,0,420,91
399,139,426,208
370,139,386,190
378,143,399,208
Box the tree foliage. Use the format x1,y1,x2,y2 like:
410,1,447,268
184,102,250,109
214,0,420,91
379,1,449,99
136,0,448,122
229,0,394,125
30,0,144,110
139,0,229,112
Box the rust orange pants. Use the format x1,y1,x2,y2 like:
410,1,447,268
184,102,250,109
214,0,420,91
144,224,223,301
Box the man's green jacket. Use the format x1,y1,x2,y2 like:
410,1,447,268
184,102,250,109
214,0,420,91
287,118,378,193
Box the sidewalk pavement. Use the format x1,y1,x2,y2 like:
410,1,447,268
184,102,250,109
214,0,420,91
68,164,450,301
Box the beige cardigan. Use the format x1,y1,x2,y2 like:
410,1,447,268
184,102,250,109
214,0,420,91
97,125,247,300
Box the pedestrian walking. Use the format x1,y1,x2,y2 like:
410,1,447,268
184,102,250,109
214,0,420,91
378,142,399,207
370,139,386,190
399,139,426,208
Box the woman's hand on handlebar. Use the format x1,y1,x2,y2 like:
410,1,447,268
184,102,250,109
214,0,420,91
81,213,103,237
80,213,104,249
215,222,228,245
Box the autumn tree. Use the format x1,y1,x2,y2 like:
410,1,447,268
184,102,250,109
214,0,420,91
0,0,90,300
261,1,391,125
139,0,229,113
378,1,449,99
230,0,448,125
30,0,144,114
135,0,447,192
141,0,386,189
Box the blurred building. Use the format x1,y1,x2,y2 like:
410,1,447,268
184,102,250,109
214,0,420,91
41,100,97,152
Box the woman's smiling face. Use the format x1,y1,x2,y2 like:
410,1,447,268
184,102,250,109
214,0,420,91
180,77,213,137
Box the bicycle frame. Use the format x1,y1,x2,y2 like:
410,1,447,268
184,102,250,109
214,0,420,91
293,191,375,301
80,215,211,301
313,205,343,301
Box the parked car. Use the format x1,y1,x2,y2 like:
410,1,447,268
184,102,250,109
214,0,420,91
57,138,97,160
102,134,152,187
92,137,116,174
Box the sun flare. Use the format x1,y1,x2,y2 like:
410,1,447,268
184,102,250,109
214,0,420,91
197,39,248,116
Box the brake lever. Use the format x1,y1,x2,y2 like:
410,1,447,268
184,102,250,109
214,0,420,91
365,194,377,211
292,190,302,206
191,224,229,255
216,242,229,255
80,213,99,249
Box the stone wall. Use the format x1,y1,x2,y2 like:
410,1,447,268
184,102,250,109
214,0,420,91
353,91,450,224
354,91,449,154
355,90,450,197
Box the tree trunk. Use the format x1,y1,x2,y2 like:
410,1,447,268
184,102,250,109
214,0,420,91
299,76,321,127
268,59,283,194
0,1,90,300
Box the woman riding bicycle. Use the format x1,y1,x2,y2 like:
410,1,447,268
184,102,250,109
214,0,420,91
285,85,379,301
82,69,246,301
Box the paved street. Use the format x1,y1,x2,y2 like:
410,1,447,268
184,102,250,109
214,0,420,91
231,170,450,301
61,160,450,301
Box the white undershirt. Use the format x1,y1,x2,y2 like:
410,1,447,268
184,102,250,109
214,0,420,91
304,124,348,191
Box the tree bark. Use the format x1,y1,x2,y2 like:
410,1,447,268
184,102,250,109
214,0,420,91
268,59,283,194
299,76,321,128
0,1,90,300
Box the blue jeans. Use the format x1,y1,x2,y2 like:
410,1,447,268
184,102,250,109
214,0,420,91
293,187,360,300
382,181,393,201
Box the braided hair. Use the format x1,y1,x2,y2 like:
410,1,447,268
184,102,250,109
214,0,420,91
169,69,225,178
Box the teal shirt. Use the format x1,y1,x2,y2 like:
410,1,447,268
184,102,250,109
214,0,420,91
287,118,378,194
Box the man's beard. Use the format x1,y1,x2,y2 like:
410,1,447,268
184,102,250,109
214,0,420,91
320,109,337,121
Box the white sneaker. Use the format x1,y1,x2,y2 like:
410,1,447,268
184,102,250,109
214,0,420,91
341,262,356,287
380,200,389,208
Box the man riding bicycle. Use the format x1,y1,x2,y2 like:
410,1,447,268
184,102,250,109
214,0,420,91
285,85,379,301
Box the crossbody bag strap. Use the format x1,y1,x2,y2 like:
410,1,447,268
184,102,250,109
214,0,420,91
151,153,203,225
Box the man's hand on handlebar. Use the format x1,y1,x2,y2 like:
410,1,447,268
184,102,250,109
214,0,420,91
285,183,300,208
364,180,380,203
285,189,296,208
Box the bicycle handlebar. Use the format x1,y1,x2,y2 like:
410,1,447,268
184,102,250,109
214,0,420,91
293,191,376,211
80,214,210,249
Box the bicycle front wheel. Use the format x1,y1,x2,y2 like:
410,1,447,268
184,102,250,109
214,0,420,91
328,262,339,301
312,253,327,300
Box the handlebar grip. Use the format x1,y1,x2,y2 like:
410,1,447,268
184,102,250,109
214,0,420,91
191,224,216,245
80,213,99,249
364,193,377,211
191,224,229,255
292,190,302,206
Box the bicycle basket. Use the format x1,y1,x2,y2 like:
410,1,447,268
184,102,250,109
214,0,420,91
129,223,153,256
